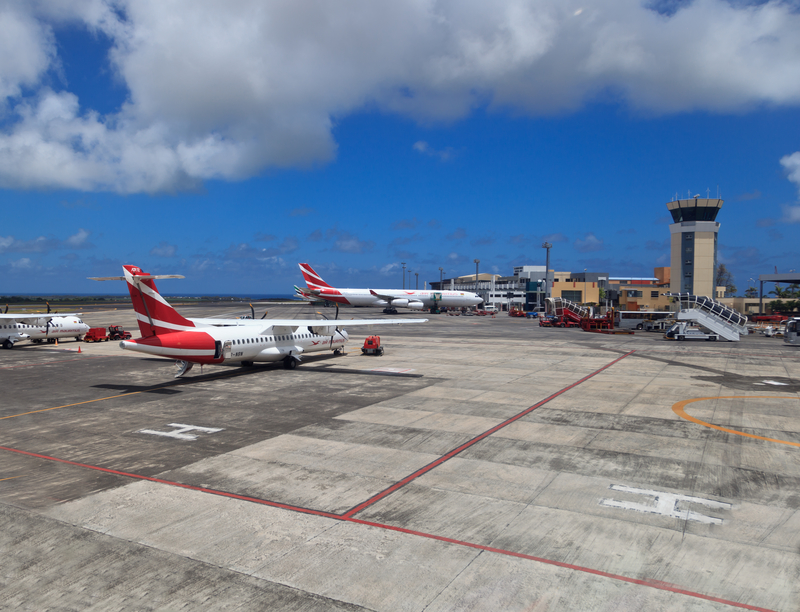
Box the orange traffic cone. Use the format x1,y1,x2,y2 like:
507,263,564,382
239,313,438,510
78,345,82,353
54,339,58,346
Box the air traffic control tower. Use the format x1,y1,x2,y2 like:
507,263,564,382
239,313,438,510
667,197,722,297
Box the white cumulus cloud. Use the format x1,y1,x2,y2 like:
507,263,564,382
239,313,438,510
780,151,800,223
0,0,799,193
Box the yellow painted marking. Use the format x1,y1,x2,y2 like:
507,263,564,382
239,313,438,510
673,396,800,448
0,370,241,421
0,476,22,482
0,391,149,420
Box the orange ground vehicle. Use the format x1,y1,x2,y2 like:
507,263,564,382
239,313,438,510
361,335,384,355
84,327,108,342
508,308,526,317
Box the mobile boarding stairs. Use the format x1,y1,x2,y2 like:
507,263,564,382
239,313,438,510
665,293,748,342
545,297,588,324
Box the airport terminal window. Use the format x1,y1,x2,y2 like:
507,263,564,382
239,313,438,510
651,291,659,298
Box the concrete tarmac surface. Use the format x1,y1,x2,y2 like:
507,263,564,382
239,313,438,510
1,303,799,611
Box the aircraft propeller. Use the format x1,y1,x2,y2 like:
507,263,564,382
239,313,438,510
249,303,268,319
316,305,343,349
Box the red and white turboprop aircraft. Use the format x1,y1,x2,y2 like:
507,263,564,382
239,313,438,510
297,263,483,314
91,265,426,377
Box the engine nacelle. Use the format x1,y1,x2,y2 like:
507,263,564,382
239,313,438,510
391,299,409,308
408,301,425,310
309,325,336,336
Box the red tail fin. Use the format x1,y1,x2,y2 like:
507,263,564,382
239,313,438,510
122,265,195,337
298,263,333,289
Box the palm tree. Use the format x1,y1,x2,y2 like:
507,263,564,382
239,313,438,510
769,286,792,299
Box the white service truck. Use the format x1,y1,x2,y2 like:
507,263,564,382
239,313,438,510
664,321,719,341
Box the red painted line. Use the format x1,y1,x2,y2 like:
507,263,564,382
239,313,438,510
342,349,637,518
0,440,774,611
0,446,341,520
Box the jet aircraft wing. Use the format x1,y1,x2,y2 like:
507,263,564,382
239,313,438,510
369,289,399,301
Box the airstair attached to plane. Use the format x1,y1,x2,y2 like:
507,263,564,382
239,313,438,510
546,297,588,322
665,293,749,342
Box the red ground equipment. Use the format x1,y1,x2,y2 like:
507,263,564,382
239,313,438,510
84,327,108,342
508,308,526,317
361,335,384,356
107,325,132,340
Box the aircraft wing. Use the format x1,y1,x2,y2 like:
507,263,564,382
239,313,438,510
186,317,426,331
369,289,398,302
0,313,82,324
265,318,427,334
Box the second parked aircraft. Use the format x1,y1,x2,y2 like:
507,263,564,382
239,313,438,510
297,263,483,313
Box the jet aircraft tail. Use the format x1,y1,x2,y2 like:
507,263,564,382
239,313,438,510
298,263,333,290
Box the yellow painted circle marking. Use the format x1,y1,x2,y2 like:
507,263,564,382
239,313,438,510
673,396,800,448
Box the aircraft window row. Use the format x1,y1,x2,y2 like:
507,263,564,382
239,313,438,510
232,332,322,346
2,324,54,328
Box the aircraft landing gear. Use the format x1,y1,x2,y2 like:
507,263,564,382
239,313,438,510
382,308,398,314
3,340,13,349
283,356,298,369
174,360,194,378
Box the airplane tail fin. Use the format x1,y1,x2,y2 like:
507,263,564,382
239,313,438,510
90,266,190,337
299,263,333,290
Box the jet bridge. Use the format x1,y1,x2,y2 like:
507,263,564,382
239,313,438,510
665,293,748,342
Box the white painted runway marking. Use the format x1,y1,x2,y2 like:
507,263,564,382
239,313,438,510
600,484,731,525
762,380,788,386
138,423,224,441
366,367,415,374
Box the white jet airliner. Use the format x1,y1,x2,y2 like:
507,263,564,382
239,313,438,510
297,263,483,313
0,311,89,349
90,265,427,377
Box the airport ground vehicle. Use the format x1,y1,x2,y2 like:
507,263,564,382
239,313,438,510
785,318,800,346
84,328,109,342
508,308,526,317
664,321,719,341
525,311,539,319
615,310,673,331
107,325,132,340
361,335,384,355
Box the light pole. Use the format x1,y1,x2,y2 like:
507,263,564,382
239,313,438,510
474,259,480,300
584,268,587,306
542,242,552,309
439,267,443,287
402,262,406,289
415,272,419,289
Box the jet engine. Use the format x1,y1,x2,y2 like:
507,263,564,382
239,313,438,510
391,299,409,308
408,301,425,310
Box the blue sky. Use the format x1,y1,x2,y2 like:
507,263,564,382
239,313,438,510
1,1,799,295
